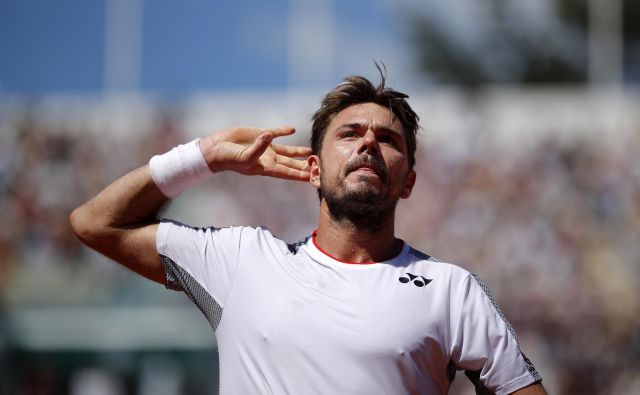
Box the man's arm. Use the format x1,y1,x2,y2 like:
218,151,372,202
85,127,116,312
510,383,548,395
69,166,167,283
69,126,311,285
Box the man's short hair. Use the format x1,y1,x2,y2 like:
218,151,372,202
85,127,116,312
310,64,420,172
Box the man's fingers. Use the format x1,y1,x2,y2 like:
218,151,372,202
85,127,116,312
263,126,295,138
272,143,313,157
241,132,273,163
264,164,310,181
275,155,309,171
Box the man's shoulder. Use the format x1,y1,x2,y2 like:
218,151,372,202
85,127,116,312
404,245,473,279
159,219,289,247
160,218,273,235
286,234,312,254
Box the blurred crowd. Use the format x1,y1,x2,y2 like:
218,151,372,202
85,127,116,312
0,101,186,304
0,94,638,394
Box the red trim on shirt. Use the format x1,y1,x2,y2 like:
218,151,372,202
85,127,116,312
311,230,379,265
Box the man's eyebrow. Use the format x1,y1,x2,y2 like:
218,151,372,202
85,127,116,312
377,125,403,136
336,122,364,131
336,122,402,136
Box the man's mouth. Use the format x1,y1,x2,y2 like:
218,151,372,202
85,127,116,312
346,158,387,180
352,166,379,176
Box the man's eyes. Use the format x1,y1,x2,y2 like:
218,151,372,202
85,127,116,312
379,135,396,145
338,130,400,147
340,130,358,138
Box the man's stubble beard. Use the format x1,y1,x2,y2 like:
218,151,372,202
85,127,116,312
320,172,400,233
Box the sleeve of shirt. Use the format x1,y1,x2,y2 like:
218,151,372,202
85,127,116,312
449,274,543,395
155,219,249,331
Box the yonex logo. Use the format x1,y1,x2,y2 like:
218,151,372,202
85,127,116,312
399,273,432,287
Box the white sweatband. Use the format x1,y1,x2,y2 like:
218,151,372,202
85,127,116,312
148,138,212,198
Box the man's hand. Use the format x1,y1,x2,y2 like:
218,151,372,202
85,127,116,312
199,126,312,181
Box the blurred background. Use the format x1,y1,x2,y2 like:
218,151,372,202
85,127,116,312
1,0,639,394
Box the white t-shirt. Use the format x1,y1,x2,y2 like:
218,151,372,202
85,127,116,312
156,220,542,395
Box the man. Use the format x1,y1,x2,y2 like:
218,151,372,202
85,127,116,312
70,71,547,394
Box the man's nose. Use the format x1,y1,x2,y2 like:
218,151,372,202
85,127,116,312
357,129,379,156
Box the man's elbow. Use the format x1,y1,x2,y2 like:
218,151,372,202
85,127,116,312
69,205,105,246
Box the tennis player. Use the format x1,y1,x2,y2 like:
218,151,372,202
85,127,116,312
70,70,547,394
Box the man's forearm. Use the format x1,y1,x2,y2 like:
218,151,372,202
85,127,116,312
70,166,167,247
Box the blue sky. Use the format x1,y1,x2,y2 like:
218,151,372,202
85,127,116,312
0,0,418,94
1,1,629,94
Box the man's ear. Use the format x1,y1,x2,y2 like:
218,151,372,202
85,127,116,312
308,155,321,189
400,170,416,199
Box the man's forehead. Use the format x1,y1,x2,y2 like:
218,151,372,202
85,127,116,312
329,102,402,131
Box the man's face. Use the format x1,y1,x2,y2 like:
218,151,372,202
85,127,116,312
309,102,416,230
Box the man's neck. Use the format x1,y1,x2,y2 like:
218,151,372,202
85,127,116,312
314,201,402,263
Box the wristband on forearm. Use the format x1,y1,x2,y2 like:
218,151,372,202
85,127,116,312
148,138,212,198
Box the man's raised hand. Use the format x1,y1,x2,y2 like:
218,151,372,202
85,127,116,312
199,126,312,181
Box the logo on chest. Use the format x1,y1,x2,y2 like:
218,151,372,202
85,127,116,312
399,273,432,287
